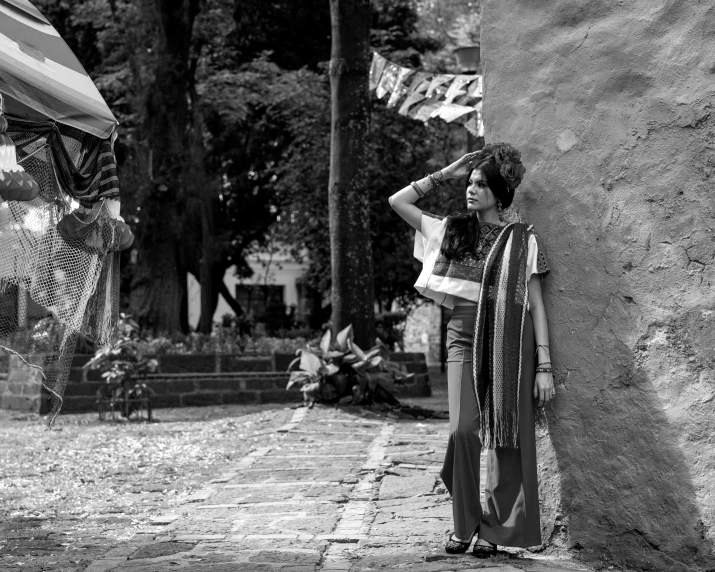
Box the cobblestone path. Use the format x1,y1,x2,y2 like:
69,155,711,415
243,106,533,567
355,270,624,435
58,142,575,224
80,406,592,572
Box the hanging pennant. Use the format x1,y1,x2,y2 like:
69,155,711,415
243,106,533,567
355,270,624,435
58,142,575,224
398,91,427,116
443,75,476,105
464,113,485,137
464,116,480,136
425,75,454,98
387,67,414,107
375,63,400,99
408,72,431,93
369,53,388,91
370,53,484,134
430,103,475,123
468,76,483,99
411,99,442,123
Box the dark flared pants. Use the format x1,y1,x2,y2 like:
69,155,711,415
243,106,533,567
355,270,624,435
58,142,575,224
440,305,541,548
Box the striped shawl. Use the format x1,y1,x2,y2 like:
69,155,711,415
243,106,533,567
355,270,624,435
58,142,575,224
472,222,531,449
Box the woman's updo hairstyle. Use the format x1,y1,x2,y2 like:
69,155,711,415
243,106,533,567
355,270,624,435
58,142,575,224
470,142,526,209
442,143,526,261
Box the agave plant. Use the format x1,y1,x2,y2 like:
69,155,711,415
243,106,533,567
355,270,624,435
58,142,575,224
286,324,414,406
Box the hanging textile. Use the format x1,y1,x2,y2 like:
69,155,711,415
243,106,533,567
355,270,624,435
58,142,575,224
0,117,122,424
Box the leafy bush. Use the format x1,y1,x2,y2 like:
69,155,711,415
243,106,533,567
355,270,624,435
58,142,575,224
120,322,318,356
286,324,414,406
84,315,158,420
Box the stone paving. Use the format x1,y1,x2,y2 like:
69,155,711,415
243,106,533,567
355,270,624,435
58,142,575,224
77,405,594,572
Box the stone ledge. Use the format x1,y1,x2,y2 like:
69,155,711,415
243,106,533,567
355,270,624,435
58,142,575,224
3,353,430,413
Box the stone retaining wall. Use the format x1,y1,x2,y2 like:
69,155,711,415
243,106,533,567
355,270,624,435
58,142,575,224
1,352,431,414
0,356,43,412
58,371,430,413
62,372,298,412
69,353,274,378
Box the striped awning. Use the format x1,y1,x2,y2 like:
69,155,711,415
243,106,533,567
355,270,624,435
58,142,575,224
0,0,117,139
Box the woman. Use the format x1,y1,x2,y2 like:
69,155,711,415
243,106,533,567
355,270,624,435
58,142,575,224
388,143,555,557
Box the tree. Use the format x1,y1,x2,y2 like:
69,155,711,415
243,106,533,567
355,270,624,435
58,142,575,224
125,0,202,334
35,0,477,336
267,0,466,311
42,0,281,334
416,0,481,72
327,0,375,349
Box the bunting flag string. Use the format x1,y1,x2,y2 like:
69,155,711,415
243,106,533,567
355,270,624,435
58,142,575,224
369,52,484,137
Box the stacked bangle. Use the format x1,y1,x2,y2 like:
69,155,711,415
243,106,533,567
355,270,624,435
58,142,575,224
425,170,445,191
536,358,552,373
410,171,444,199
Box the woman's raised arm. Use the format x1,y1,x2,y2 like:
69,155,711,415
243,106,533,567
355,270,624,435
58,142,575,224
388,151,482,232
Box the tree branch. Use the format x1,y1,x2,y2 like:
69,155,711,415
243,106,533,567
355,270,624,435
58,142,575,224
219,280,244,317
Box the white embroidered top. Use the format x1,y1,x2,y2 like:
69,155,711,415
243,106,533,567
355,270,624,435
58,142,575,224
413,213,549,309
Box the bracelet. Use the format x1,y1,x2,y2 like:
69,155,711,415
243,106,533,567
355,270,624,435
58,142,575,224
535,367,552,373
537,362,551,367
425,171,444,191
410,181,425,198
534,344,550,356
427,173,437,191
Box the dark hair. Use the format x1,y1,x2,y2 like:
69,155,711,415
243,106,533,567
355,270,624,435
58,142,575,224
480,159,514,209
440,162,512,261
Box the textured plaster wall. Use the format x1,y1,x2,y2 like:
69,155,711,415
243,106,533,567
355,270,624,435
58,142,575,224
481,2,715,570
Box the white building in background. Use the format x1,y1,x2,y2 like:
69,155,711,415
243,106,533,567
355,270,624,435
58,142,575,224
187,248,312,331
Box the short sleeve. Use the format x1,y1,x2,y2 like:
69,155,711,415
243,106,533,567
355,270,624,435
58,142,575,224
526,229,550,279
414,212,445,263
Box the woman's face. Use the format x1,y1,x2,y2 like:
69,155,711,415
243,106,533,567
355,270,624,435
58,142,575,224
466,169,496,211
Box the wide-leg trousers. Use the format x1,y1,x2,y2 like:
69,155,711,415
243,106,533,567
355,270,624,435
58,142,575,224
440,305,541,548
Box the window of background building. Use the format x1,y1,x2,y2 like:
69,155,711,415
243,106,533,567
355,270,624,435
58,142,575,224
235,284,284,319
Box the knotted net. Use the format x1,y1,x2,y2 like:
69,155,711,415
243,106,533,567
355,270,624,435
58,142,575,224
0,118,121,425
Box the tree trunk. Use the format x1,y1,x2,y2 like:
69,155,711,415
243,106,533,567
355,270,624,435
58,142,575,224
327,0,375,349
219,280,244,317
129,0,200,333
130,238,185,334
191,111,215,334
197,261,230,331
197,200,214,333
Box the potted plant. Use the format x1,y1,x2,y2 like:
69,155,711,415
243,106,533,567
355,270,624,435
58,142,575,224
286,324,414,406
84,314,158,421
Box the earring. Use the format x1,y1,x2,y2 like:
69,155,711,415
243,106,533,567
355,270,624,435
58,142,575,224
497,200,503,213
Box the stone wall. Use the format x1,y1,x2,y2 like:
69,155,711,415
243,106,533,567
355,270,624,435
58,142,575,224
481,2,715,570
403,303,444,365
0,356,44,412
2,353,432,414
60,370,431,413
70,353,274,376
62,372,299,412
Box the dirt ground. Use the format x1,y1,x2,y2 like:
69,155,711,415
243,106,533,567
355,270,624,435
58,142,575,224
0,404,290,571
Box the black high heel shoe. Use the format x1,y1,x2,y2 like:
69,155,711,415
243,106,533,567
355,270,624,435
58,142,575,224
445,532,472,554
472,538,497,558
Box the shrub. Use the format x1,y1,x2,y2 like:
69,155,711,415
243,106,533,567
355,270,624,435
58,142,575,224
286,324,414,406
